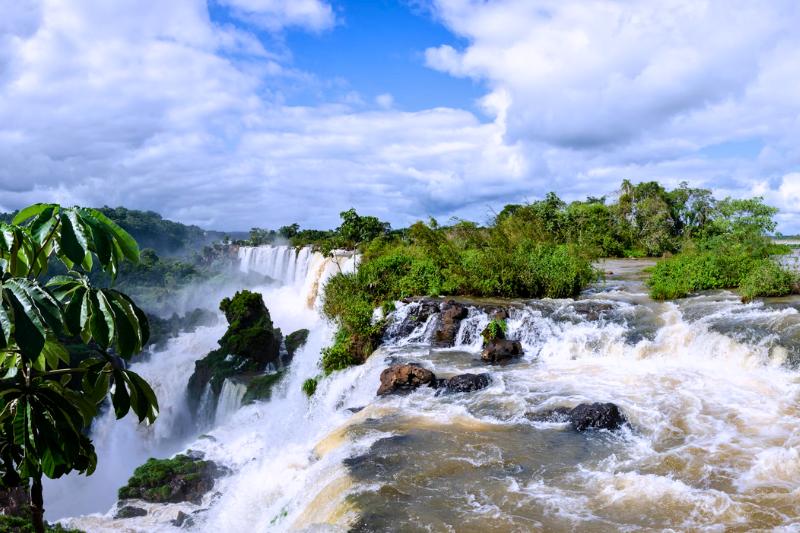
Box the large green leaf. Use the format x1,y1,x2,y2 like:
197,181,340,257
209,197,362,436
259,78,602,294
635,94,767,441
0,299,10,349
3,284,46,359
59,210,87,266
81,208,139,263
12,204,55,225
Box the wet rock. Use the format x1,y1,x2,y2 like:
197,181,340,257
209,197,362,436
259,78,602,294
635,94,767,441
569,402,626,431
283,328,310,364
525,407,572,423
377,364,437,396
115,505,148,519
390,301,440,339
172,510,193,528
433,300,468,347
118,454,230,505
570,301,616,322
481,339,523,363
347,406,365,414
441,373,491,393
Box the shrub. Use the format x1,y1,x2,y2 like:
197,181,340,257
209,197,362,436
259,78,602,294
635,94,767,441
302,377,318,397
739,260,797,302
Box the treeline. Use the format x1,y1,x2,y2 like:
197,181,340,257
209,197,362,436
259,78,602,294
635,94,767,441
312,179,797,381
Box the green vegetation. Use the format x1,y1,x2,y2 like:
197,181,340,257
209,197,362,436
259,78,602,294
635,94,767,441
187,291,282,412
739,260,798,302
647,197,798,300
241,372,284,405
301,377,318,397
117,454,219,503
0,515,82,533
0,204,157,533
482,318,508,343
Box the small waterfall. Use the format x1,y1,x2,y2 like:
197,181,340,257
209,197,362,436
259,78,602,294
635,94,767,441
215,379,247,425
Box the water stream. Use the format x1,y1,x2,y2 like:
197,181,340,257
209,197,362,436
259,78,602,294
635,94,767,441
57,251,800,531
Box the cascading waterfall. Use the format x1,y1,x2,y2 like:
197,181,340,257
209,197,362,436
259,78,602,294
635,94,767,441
214,380,247,426
48,245,355,525
58,256,800,531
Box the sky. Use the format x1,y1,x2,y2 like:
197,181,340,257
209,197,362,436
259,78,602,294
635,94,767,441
1,0,799,233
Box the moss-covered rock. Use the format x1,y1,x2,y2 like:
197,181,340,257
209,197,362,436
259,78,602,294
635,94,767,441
241,372,285,405
117,454,228,505
284,329,309,361
187,290,283,414
218,290,281,364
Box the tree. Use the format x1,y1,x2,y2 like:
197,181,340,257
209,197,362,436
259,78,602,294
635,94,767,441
336,209,390,249
0,204,157,533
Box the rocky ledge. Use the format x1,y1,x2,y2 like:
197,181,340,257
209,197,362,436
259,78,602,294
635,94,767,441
117,452,229,505
377,364,491,396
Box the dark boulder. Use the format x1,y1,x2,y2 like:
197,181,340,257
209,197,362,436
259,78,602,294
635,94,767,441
433,300,468,347
118,454,230,505
481,339,523,363
283,328,310,363
172,511,193,528
442,373,491,393
569,402,626,431
115,506,148,519
377,364,437,396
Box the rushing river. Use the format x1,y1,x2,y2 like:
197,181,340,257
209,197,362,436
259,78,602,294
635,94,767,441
57,248,800,531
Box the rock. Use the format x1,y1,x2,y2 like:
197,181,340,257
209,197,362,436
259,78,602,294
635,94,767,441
433,300,468,347
481,339,523,363
491,308,509,321
347,406,365,414
283,328,310,363
568,402,626,431
172,510,193,528
187,290,284,414
115,505,148,519
389,300,440,340
377,364,437,396
118,454,230,505
442,373,491,393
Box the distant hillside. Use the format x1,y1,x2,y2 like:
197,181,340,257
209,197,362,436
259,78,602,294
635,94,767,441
0,205,244,257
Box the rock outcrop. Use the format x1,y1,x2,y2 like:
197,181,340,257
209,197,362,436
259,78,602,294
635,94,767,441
441,373,491,393
118,453,229,505
187,290,284,414
527,403,626,431
115,505,148,519
377,364,437,396
569,402,626,431
433,300,468,347
481,339,523,363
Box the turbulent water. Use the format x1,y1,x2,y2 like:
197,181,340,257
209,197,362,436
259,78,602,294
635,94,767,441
56,250,800,531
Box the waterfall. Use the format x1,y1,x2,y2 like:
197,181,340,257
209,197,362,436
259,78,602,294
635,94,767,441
57,257,800,532
215,379,247,426
48,245,356,523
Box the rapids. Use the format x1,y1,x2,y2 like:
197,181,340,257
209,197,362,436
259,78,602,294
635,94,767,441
56,249,800,531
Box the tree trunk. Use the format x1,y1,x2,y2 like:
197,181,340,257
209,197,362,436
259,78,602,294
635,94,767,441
30,476,45,533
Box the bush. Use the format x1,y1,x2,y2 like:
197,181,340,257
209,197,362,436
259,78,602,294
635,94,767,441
302,377,318,397
739,260,797,302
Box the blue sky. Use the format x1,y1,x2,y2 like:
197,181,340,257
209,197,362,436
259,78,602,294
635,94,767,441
1,0,799,233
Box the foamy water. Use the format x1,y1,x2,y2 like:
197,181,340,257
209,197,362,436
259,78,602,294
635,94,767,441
56,254,800,531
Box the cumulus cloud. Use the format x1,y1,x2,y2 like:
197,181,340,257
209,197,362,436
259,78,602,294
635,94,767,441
218,0,335,32
0,0,528,229
1,0,799,233
426,0,800,231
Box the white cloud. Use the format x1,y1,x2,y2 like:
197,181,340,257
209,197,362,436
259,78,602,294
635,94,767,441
375,93,394,109
0,0,527,230
218,0,335,32
1,0,799,233
425,0,800,231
